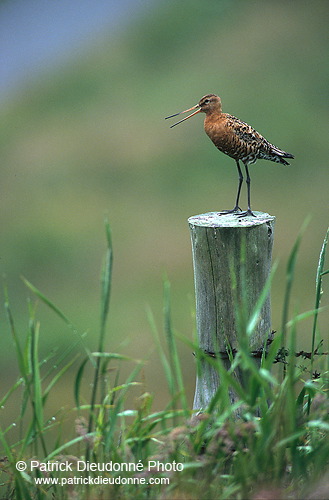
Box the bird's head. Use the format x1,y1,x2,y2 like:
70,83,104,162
165,94,222,128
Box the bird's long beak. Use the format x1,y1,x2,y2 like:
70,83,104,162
165,104,201,128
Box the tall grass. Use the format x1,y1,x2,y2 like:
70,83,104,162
0,224,328,499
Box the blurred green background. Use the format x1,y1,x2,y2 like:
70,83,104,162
1,0,328,431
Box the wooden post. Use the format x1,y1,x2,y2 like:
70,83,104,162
189,211,275,411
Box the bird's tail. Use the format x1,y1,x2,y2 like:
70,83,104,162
271,146,294,165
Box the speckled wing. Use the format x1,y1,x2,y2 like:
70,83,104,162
225,114,293,165
225,114,272,163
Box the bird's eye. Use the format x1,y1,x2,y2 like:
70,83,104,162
203,99,210,105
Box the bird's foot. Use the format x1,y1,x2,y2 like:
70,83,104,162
219,206,242,215
237,209,256,218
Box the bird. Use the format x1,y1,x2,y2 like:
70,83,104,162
165,94,294,217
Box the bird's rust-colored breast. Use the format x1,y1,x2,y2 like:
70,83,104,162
204,113,234,156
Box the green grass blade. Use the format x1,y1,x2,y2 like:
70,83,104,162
74,356,89,409
247,260,278,337
86,219,113,462
43,353,79,404
281,219,309,377
286,307,325,328
44,434,96,461
147,305,174,399
28,319,49,458
163,279,188,415
104,361,144,453
30,320,43,429
22,277,72,326
311,228,328,365
0,426,32,499
99,217,113,347
0,378,24,408
4,286,29,384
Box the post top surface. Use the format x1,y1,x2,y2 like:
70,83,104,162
188,211,275,228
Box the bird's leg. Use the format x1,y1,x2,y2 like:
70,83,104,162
234,160,243,210
219,160,243,214
238,164,256,217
